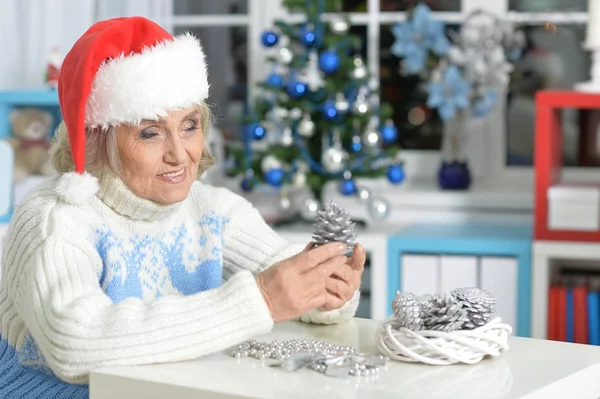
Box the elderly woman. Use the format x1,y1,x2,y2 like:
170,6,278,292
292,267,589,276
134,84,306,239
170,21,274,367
0,17,364,398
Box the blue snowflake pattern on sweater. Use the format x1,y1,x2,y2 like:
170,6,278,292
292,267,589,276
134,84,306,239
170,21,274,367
95,212,230,303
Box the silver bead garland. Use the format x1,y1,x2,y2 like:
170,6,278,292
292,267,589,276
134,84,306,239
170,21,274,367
229,338,387,377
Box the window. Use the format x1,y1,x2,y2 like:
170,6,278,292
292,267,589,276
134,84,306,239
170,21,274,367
485,0,596,185
173,0,595,186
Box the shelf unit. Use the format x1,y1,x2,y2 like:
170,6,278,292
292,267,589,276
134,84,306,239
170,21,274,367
0,90,60,223
531,240,600,339
534,90,600,242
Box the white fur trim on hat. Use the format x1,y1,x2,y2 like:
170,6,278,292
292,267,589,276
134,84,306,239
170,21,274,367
85,33,209,128
56,172,99,205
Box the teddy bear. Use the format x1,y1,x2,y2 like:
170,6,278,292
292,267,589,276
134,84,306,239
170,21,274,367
6,108,56,182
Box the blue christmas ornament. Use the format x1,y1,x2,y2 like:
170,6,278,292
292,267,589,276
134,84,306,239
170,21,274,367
266,73,283,87
241,177,253,192
322,101,338,120
300,28,316,47
340,178,357,195
245,123,266,140
380,123,398,143
351,136,362,152
287,80,308,98
319,51,340,74
264,168,285,187
261,31,279,47
387,164,404,184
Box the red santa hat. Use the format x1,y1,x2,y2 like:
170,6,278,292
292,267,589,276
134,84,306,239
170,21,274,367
55,16,209,205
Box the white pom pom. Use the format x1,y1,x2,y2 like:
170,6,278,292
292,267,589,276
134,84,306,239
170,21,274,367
56,172,99,205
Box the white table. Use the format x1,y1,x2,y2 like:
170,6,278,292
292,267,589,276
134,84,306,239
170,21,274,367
90,318,600,399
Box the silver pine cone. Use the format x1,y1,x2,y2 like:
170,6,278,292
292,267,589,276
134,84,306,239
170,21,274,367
312,201,357,256
451,287,496,329
391,291,424,331
422,293,469,332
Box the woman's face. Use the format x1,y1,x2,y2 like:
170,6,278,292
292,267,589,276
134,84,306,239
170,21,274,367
115,106,204,205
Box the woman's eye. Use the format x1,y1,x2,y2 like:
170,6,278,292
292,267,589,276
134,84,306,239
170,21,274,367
139,129,158,140
183,120,198,132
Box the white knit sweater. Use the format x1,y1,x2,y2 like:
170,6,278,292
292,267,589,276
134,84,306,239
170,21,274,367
0,174,359,384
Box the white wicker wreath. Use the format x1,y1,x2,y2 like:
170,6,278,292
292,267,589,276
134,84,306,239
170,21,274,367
376,317,512,365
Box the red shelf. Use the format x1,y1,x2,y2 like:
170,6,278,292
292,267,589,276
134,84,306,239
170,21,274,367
534,90,600,242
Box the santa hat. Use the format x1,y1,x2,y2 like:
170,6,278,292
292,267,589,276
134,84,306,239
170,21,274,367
55,17,209,205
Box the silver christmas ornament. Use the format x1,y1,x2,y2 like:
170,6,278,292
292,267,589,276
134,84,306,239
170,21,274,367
322,147,348,173
261,155,281,172
357,187,371,202
368,197,389,220
281,126,293,147
363,128,380,148
289,107,303,120
335,93,349,112
352,96,369,115
330,18,349,34
297,114,316,138
421,293,469,332
391,292,423,331
280,196,291,210
228,338,386,377
300,197,320,220
292,171,307,187
312,201,357,256
451,287,496,329
278,46,293,64
351,56,368,80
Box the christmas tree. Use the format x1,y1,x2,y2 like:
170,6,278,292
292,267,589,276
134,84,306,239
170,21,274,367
228,0,404,221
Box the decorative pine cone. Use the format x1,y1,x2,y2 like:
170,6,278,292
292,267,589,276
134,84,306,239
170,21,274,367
391,291,424,331
312,201,357,256
451,287,496,329
422,293,469,332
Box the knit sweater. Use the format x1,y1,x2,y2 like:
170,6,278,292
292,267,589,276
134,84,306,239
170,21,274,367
0,173,360,398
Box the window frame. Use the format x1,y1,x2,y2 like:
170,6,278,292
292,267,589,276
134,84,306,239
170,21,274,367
172,0,595,188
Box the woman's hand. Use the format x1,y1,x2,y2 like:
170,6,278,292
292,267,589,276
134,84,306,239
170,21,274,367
306,243,366,311
255,242,348,323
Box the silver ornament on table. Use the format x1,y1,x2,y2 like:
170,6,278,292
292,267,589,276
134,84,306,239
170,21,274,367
312,201,356,256
228,338,386,377
357,187,371,202
322,147,348,173
300,196,320,220
280,195,291,210
297,114,316,138
368,197,389,220
421,293,469,332
391,291,424,331
351,56,368,80
330,17,349,34
451,287,496,329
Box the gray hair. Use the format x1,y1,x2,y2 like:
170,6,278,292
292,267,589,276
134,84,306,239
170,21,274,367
50,103,214,178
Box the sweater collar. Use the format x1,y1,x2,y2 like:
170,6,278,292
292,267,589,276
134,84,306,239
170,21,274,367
96,173,184,222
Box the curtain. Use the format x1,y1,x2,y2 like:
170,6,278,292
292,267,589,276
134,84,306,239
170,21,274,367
0,0,173,90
